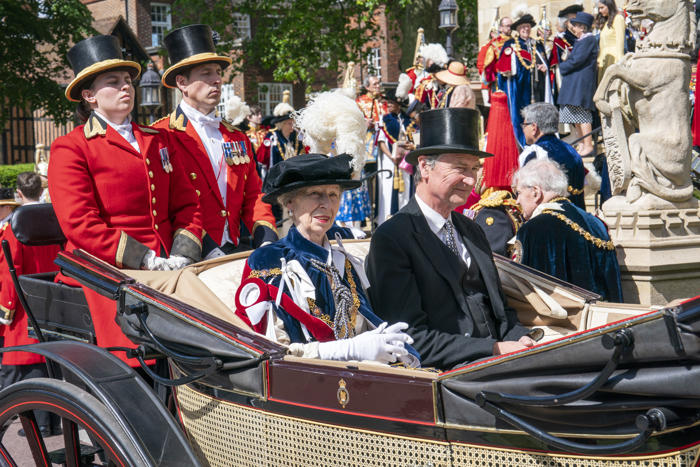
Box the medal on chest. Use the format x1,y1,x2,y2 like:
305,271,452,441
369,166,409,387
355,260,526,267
222,141,239,166
159,147,173,173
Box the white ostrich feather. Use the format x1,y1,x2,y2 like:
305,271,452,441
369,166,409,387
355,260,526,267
224,95,251,126
273,102,295,117
511,4,531,22
418,43,449,67
396,73,413,99
294,90,367,174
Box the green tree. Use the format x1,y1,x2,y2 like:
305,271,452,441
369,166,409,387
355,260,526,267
170,0,478,88
173,0,404,85
0,0,94,126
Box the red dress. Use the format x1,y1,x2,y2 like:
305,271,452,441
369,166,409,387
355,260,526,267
49,112,203,365
153,106,276,245
0,223,60,365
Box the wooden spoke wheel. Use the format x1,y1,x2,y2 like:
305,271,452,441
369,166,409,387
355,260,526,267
0,378,146,467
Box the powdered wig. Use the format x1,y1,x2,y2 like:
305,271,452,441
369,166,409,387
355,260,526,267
294,90,367,174
512,159,569,197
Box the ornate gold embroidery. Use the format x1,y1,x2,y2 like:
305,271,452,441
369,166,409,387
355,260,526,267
541,209,616,250
567,185,584,195
307,298,333,327
248,268,282,279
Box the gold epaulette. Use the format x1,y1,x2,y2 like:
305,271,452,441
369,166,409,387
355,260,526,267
472,190,518,211
152,115,169,125
139,126,159,134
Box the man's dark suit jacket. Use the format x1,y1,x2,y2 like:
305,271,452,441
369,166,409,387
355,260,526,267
366,197,529,369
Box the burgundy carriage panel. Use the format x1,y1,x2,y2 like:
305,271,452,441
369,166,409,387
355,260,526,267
268,359,437,425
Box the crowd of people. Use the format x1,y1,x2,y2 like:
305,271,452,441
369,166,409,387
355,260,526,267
0,13,635,419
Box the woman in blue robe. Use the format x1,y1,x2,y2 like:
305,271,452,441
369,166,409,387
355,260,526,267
236,153,419,365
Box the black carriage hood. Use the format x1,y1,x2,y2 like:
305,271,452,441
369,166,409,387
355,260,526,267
437,300,700,436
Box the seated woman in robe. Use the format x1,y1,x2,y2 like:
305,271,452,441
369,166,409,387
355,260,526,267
235,153,419,366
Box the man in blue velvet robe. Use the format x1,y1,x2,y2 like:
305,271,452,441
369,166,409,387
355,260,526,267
496,13,552,147
513,159,622,302
518,103,585,210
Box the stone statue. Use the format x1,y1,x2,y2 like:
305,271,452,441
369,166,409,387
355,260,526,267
594,0,697,209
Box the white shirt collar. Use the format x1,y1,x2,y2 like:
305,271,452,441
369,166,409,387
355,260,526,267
179,100,220,128
94,110,139,151
415,193,450,236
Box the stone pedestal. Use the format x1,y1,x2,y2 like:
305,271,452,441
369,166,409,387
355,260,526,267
602,200,700,306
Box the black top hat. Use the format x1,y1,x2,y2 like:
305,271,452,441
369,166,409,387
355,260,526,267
65,35,141,102
262,154,361,204
558,4,584,18
511,14,537,30
405,108,493,166
382,89,408,106
570,12,594,29
0,188,19,208
161,24,232,88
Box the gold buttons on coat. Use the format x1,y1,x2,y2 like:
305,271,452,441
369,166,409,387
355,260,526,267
146,158,151,165
154,224,159,231
151,184,155,191
152,197,156,204
220,210,227,217
148,171,154,179
195,190,200,197
190,173,197,180
153,209,157,216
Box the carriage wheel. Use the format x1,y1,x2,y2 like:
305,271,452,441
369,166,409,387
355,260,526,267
0,378,147,467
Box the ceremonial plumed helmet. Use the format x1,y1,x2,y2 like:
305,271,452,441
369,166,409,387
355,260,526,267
161,24,232,88
65,35,141,102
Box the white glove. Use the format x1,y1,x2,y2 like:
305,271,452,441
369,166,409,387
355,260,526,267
318,322,413,364
204,247,226,260
165,255,192,270
141,250,169,271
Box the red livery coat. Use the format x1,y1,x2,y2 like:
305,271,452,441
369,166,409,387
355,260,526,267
153,106,276,246
48,112,203,364
0,223,60,365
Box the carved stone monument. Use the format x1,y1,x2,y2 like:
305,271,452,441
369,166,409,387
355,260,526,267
593,0,700,305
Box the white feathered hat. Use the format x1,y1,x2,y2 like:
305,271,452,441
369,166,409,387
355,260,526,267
511,4,536,30
396,73,414,100
225,95,251,126
294,90,367,175
272,89,295,124
418,43,448,68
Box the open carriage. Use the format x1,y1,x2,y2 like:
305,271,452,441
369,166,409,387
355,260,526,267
1,204,699,466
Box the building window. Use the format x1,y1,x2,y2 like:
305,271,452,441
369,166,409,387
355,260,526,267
216,84,237,119
366,47,381,80
151,3,171,47
232,13,251,44
258,83,293,115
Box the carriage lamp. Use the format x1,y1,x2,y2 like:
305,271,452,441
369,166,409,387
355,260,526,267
139,63,162,124
438,0,459,57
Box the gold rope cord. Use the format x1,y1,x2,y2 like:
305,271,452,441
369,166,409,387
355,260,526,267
176,384,451,466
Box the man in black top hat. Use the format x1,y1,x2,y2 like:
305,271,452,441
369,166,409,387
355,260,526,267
153,24,277,257
366,108,536,370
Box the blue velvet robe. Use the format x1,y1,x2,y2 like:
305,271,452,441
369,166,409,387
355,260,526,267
498,38,549,146
523,134,586,210
516,199,623,302
246,226,384,344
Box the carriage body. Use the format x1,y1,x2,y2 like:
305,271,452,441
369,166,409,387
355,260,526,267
2,237,700,466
